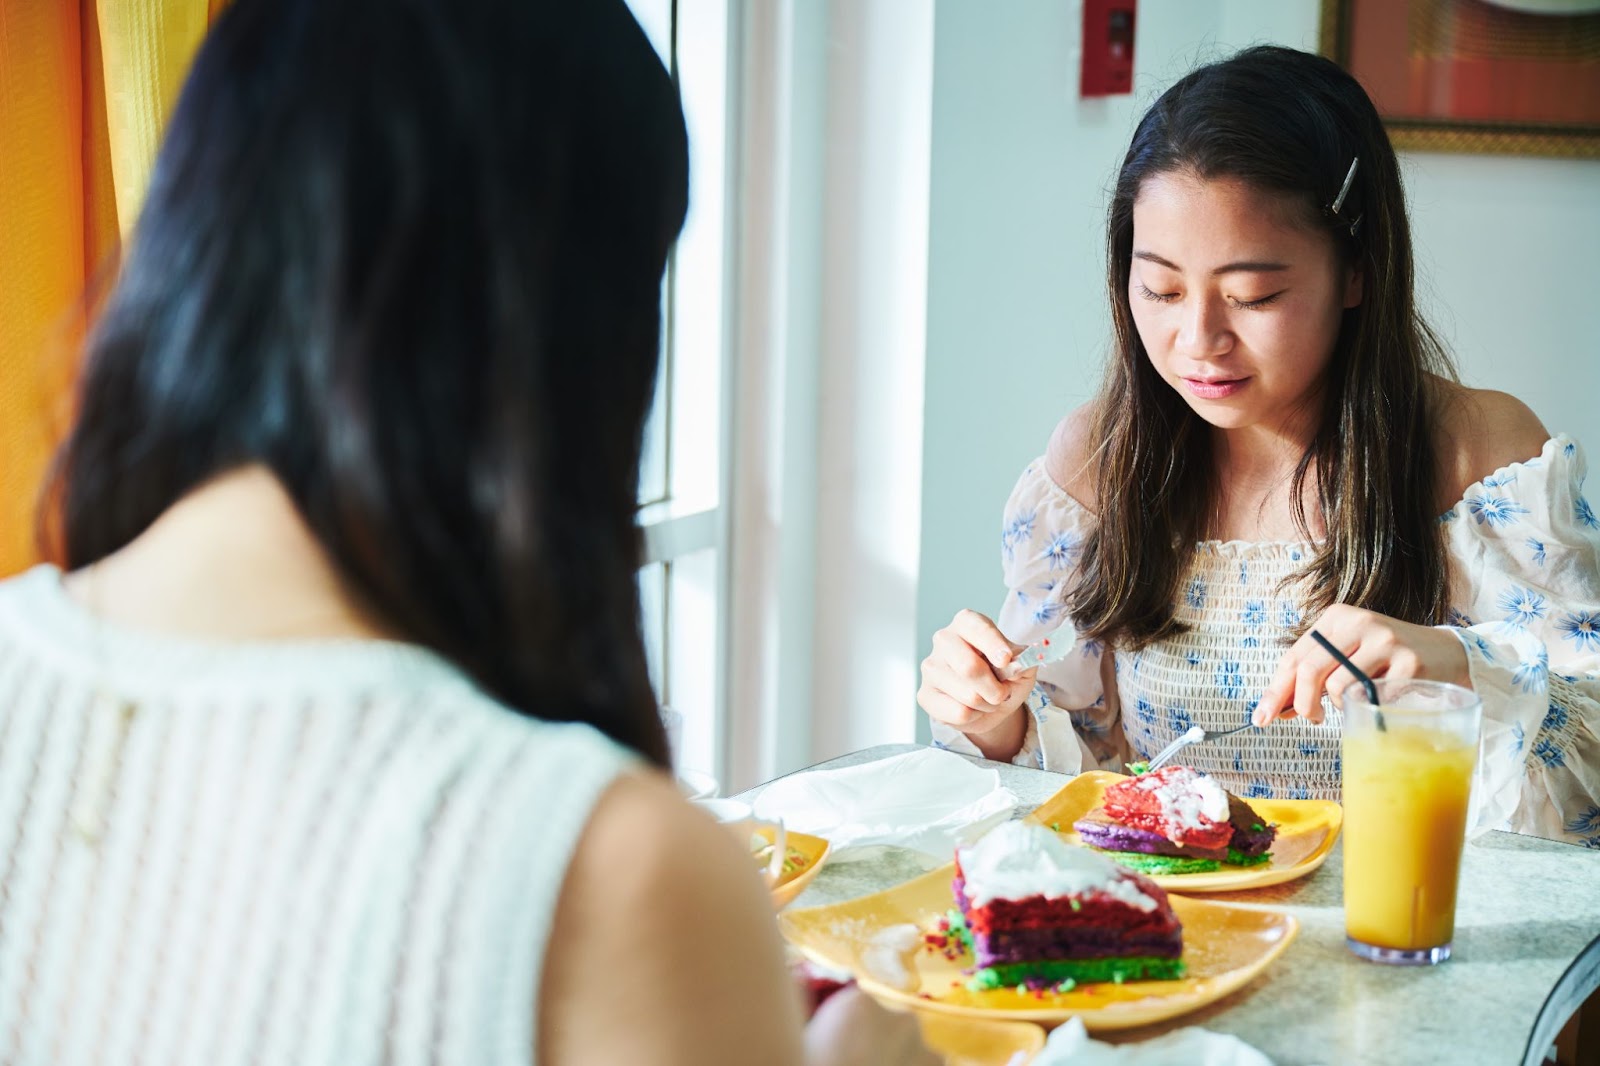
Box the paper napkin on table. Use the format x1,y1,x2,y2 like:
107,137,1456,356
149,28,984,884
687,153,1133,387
1029,1018,1275,1066
751,747,1017,862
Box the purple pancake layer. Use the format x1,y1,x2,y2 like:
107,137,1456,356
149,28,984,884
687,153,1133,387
1073,815,1228,860
972,928,1183,968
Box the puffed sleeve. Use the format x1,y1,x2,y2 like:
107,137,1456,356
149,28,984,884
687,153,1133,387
1437,435,1600,843
931,459,1130,773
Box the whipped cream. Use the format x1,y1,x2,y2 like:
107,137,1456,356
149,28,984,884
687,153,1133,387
1134,766,1229,830
957,820,1157,911
861,924,923,991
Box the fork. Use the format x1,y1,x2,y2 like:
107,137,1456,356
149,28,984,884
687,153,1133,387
1144,723,1254,772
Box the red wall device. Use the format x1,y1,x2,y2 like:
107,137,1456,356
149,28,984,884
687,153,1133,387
1081,0,1136,98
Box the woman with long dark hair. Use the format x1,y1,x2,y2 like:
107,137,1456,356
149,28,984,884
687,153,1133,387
0,1,934,1062
920,46,1598,843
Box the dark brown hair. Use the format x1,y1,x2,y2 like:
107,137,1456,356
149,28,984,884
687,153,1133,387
49,0,688,765
1069,46,1455,649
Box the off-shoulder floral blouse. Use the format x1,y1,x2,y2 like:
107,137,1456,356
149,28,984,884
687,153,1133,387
932,436,1600,845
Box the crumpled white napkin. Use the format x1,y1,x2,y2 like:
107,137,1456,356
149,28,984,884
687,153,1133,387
751,748,1016,861
1029,1018,1274,1066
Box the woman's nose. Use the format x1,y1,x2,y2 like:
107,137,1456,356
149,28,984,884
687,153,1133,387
1174,296,1232,361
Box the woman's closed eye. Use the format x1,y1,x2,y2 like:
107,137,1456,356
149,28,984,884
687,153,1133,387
1134,282,1178,304
1227,291,1285,311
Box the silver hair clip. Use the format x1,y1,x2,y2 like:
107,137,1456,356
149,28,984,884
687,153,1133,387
1328,157,1362,237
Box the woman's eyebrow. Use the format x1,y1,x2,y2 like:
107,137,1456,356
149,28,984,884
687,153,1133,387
1133,249,1290,276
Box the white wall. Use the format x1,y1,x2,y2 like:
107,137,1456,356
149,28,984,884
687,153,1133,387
1406,151,1600,442
913,0,1600,741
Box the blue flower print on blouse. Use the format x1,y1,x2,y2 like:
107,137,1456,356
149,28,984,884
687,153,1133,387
1001,509,1036,560
1461,630,1498,663
1134,696,1157,725
1512,722,1526,755
1277,601,1301,630
1447,607,1476,629
1186,651,1202,667
1240,599,1266,648
1245,780,1273,800
1466,494,1530,528
1186,578,1207,609
1577,496,1598,530
1070,709,1110,738
1497,585,1549,629
1582,836,1600,851
1041,530,1080,571
1298,741,1319,757
1526,538,1548,567
1288,785,1311,801
1241,598,1266,627
1513,647,1549,695
1032,597,1064,626
1169,705,1194,735
1543,701,1571,733
1566,805,1600,836
1533,736,1566,769
1482,471,1517,489
1555,610,1600,653
1238,561,1249,586
1215,660,1245,702
1232,751,1244,773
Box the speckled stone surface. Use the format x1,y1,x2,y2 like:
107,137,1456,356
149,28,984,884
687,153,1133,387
738,743,1600,1066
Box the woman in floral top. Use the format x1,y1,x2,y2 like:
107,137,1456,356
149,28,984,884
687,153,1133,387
918,46,1598,846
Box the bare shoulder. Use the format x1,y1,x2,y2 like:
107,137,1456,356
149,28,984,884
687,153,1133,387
538,770,805,1066
1431,378,1551,505
1045,402,1102,511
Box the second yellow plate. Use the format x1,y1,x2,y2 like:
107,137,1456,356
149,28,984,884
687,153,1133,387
780,862,1298,1031
756,828,832,909
1027,771,1342,892
919,1014,1045,1065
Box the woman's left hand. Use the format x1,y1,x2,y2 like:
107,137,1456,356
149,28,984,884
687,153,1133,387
1252,604,1472,726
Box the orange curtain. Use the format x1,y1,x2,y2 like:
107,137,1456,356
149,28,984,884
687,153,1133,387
0,0,223,578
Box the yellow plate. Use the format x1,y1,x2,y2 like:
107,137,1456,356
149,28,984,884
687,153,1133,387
756,828,832,909
780,862,1297,1031
918,1013,1045,1065
1027,771,1343,893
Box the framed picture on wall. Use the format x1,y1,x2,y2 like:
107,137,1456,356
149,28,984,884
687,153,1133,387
1319,0,1600,158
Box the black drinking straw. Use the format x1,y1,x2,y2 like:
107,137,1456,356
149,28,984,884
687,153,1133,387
1310,629,1386,731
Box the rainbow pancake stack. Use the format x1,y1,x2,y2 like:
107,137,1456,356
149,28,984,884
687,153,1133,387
948,821,1184,992
1073,765,1277,875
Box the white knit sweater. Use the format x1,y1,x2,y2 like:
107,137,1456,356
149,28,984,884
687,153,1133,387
0,565,636,1066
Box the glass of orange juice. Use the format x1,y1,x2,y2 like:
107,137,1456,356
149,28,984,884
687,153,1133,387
1341,678,1481,965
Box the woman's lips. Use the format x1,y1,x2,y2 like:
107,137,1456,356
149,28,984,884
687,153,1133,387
1183,377,1248,400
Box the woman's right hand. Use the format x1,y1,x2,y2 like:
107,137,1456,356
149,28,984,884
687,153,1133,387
917,609,1036,761
803,986,940,1066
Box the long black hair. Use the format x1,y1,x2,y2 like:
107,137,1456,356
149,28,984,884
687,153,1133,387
1069,45,1455,649
50,0,688,765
